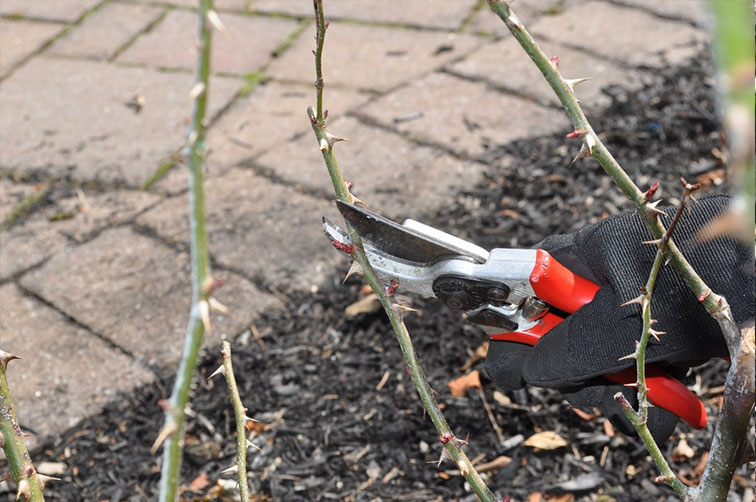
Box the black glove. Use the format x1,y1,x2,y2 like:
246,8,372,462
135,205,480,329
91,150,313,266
484,193,754,442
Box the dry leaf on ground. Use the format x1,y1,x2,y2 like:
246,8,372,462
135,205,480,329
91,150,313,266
524,431,567,451
345,293,381,317
448,370,482,397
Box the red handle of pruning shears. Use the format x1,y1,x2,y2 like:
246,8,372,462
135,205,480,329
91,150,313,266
490,249,708,429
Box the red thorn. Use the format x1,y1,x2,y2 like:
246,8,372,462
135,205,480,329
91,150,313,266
157,399,171,411
345,180,353,189
312,49,316,55
406,365,413,379
324,21,330,29
550,55,559,68
323,109,328,119
439,433,452,444
310,114,318,125
387,278,400,296
644,181,659,200
331,240,355,254
565,130,582,139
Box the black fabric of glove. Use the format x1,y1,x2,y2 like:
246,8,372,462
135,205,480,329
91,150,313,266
484,193,754,441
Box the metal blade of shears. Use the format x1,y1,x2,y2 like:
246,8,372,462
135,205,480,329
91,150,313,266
335,200,488,265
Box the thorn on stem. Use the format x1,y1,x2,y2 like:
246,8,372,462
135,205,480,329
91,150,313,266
189,82,206,100
220,464,239,475
319,137,330,153
151,421,178,454
208,365,225,380
209,297,230,315
198,299,211,333
565,129,585,139
343,261,364,282
568,144,591,167
644,199,665,218
549,56,559,69
648,328,666,342
206,10,228,34
0,350,21,373
37,474,60,489
565,77,592,91
16,479,30,501
621,295,646,307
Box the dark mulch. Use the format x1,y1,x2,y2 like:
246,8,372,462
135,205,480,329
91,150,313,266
20,54,753,501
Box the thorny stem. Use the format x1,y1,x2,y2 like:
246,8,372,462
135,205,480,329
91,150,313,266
158,1,215,501
220,342,250,501
0,355,45,502
309,1,495,500
616,182,701,499
487,1,750,499
486,0,739,351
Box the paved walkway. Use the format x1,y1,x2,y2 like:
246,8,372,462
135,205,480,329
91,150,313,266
0,0,707,446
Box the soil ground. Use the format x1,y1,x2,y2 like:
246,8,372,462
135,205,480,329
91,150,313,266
20,53,755,502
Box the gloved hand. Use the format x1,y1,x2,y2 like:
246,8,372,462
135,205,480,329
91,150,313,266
484,193,754,442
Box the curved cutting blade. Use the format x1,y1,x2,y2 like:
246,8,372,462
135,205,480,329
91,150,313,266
335,200,488,264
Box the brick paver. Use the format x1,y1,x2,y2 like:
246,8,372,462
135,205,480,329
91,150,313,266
465,0,577,36
0,57,240,186
19,227,281,367
0,0,713,447
136,167,342,289
255,115,486,216
611,0,706,26
208,81,367,169
530,1,706,68
252,0,478,30
0,189,160,279
0,178,37,223
50,2,164,60
266,21,482,92
0,0,100,23
0,18,61,76
130,0,249,9
117,9,299,74
1,283,153,442
448,37,653,110
359,72,570,159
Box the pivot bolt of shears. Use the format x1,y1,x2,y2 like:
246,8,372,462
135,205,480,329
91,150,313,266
486,286,509,306
521,297,549,321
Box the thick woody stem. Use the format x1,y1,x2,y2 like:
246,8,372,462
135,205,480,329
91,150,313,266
694,326,755,501
309,1,495,500
0,356,45,502
158,1,215,501
220,342,251,501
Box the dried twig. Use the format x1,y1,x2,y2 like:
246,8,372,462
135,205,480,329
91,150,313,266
218,341,251,500
308,1,496,500
0,351,45,501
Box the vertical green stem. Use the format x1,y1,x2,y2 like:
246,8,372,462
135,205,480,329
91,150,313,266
220,341,250,501
158,1,214,501
308,2,495,500
0,364,45,501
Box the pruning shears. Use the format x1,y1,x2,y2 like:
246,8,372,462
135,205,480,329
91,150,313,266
323,200,708,429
